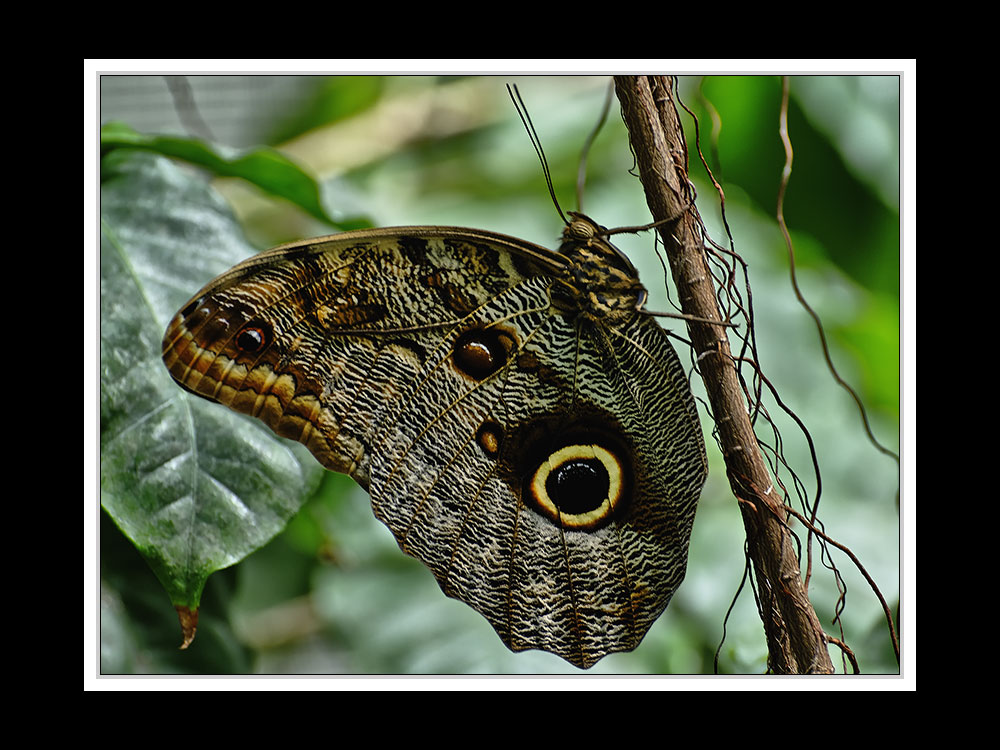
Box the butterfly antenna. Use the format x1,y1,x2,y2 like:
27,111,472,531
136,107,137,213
507,84,569,226
576,80,614,214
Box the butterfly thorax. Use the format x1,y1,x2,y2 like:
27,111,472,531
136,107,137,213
552,212,648,323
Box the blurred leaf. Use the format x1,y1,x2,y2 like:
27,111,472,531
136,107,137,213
834,291,900,417
690,76,899,298
266,76,385,145
100,121,360,228
100,149,324,613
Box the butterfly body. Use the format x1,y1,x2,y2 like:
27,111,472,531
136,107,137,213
163,214,707,668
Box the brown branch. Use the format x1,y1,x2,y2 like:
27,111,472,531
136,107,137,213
614,75,834,674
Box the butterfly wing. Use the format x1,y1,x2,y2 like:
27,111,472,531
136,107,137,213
162,226,706,668
162,226,560,481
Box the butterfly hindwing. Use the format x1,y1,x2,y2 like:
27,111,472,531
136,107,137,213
162,220,707,669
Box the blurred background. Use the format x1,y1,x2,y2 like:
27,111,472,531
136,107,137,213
98,74,901,675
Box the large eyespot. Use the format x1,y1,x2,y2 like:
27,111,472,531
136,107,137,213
452,327,511,381
527,443,627,531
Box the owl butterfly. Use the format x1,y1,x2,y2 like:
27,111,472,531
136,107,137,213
161,92,708,669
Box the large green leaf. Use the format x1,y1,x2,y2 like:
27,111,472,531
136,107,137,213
99,149,324,620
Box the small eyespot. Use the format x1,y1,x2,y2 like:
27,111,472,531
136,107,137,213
236,325,268,352
181,296,205,319
452,328,511,381
476,421,503,458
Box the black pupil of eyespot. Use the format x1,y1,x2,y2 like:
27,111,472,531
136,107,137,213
461,341,493,374
237,328,264,351
546,459,608,515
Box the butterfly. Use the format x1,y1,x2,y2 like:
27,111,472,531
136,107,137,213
161,205,708,669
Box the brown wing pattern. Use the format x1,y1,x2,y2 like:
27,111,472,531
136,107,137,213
162,223,707,668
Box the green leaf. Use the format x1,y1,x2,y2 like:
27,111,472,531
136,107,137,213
100,514,253,673
100,149,324,614
100,121,360,228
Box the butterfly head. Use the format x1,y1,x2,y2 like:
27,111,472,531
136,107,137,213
556,212,649,321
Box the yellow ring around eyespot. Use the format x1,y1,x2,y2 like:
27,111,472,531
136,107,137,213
530,444,623,530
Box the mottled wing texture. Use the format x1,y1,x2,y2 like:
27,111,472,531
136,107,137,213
162,225,707,668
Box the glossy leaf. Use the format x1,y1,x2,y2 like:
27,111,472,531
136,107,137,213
100,150,324,610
